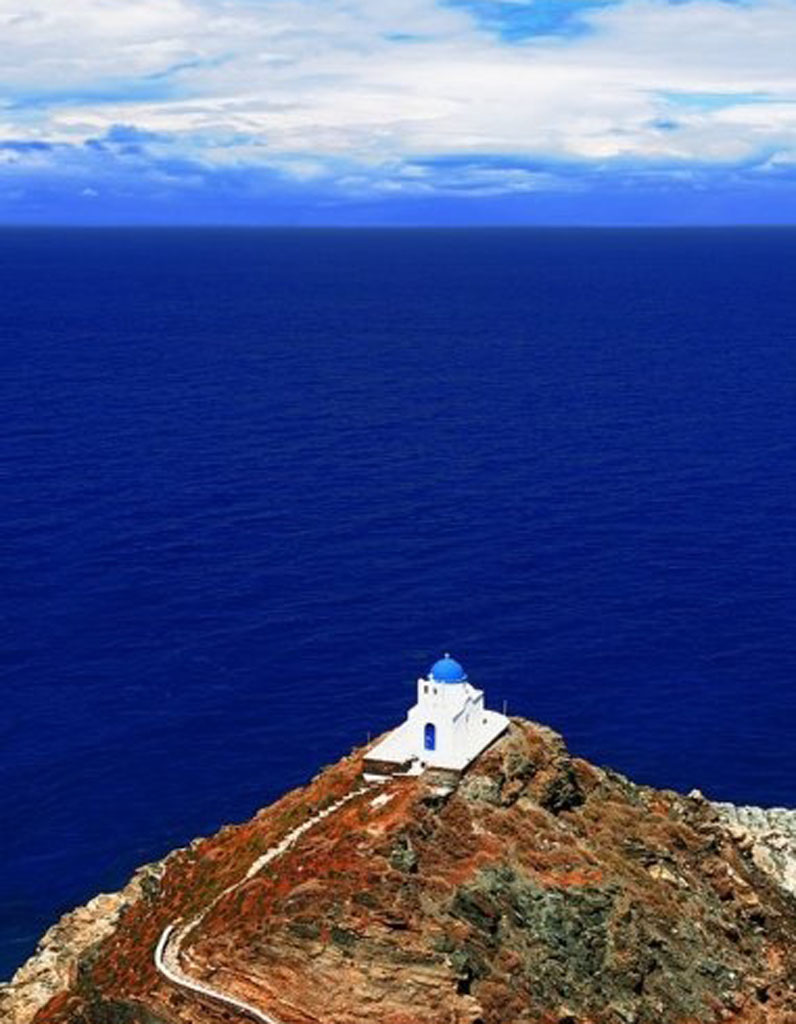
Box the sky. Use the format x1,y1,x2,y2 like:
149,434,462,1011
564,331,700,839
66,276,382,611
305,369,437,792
2,0,796,224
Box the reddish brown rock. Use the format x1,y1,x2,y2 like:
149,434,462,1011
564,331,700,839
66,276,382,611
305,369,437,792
5,719,796,1024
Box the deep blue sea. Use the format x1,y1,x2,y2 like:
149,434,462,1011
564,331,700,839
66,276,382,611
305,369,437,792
2,227,796,979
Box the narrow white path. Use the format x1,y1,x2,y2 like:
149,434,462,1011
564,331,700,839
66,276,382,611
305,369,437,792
155,923,284,1024
154,784,378,1023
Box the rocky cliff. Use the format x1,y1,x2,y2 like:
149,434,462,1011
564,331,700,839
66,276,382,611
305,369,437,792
3,718,796,1024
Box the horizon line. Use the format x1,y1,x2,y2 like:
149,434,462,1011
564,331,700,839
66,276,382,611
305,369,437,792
4,222,796,231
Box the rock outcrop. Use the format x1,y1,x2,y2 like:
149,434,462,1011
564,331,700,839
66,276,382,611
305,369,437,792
711,801,796,900
3,719,796,1024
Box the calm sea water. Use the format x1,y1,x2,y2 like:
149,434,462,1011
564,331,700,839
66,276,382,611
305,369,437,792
2,227,796,978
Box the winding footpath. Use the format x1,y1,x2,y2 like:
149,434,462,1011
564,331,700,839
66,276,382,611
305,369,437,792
155,923,283,1024
154,784,379,1023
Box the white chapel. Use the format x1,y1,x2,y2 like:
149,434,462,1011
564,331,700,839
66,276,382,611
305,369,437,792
363,654,509,779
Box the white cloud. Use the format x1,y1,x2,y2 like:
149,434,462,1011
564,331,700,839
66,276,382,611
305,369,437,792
2,0,796,194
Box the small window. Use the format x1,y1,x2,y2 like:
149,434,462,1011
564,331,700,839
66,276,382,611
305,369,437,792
424,722,436,751
424,685,429,694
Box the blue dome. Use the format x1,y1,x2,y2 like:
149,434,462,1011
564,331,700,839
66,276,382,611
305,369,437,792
430,654,467,683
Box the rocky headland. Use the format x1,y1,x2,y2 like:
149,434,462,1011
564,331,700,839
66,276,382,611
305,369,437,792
3,718,796,1024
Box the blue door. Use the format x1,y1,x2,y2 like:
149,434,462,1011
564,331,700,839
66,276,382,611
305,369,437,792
424,722,436,751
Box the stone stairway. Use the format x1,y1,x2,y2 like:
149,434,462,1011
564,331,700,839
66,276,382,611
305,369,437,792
154,783,379,1023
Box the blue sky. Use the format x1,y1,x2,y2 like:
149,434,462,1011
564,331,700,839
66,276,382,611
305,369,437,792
2,0,796,224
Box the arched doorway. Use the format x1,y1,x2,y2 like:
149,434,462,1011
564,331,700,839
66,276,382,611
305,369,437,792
424,722,436,751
